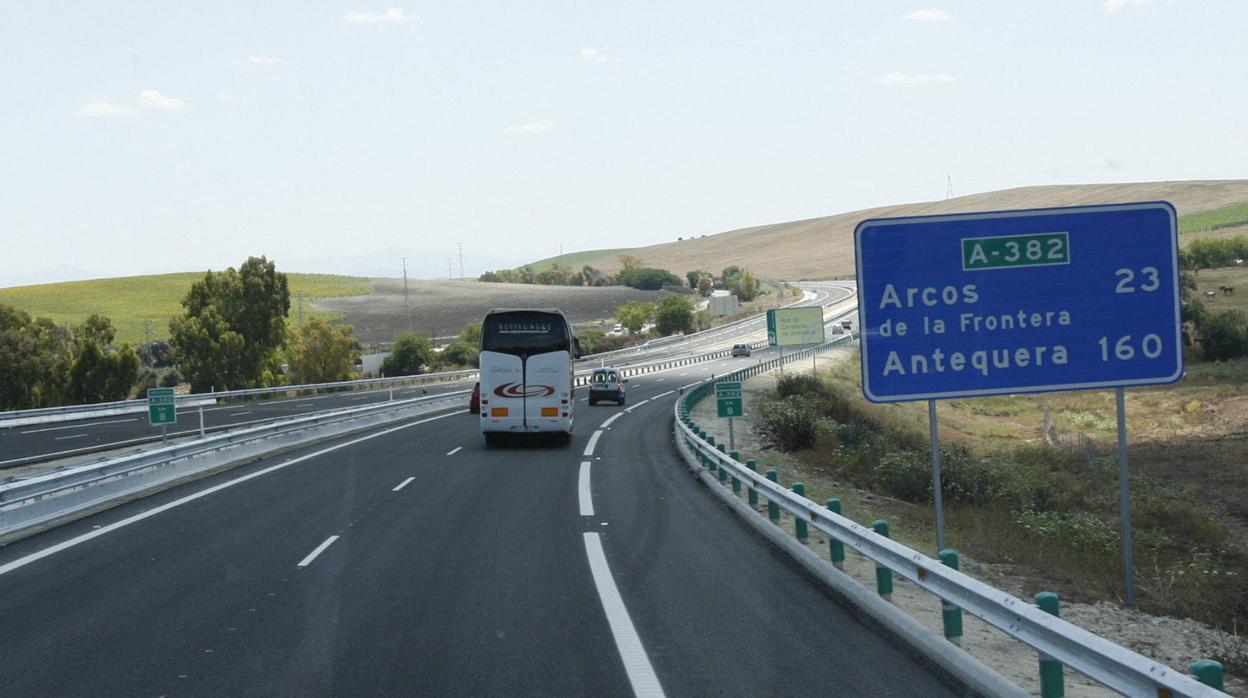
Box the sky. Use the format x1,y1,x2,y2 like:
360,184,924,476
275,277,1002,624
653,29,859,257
2,0,1246,285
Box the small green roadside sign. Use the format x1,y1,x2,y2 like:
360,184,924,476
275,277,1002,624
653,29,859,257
148,387,176,425
716,381,743,418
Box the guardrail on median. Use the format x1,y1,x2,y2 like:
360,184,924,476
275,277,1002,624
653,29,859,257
0,389,470,541
0,369,479,429
672,342,1229,696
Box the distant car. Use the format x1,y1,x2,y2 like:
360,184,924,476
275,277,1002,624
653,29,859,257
731,344,751,357
831,325,844,335
589,368,626,406
840,320,853,329
469,382,480,414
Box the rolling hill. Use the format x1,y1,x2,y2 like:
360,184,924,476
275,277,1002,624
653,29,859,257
535,180,1248,280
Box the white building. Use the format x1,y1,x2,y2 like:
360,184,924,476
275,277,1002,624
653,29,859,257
708,290,740,317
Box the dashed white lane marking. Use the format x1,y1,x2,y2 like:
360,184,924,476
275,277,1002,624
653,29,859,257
584,429,603,457
0,411,463,578
582,532,666,697
579,461,594,516
229,411,252,417
54,433,87,440
21,417,137,434
446,446,463,456
392,476,415,492
624,399,651,413
297,535,340,568
601,413,622,428
655,378,664,382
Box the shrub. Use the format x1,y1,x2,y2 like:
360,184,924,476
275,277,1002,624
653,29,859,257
160,369,183,387
871,449,931,502
754,396,824,451
1198,310,1248,362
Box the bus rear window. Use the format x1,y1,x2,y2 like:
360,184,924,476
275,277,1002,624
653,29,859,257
482,312,570,356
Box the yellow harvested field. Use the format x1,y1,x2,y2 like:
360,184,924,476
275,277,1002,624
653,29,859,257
572,180,1248,280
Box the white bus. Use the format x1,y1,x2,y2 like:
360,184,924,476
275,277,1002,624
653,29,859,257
478,308,581,446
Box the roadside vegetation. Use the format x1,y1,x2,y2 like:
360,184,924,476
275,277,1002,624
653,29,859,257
480,253,765,301
1179,201,1248,236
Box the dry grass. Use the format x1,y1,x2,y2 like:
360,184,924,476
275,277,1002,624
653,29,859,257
562,180,1248,280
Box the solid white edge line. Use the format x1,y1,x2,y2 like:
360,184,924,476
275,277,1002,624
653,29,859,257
623,399,651,413
578,461,594,516
650,390,675,400
601,413,622,428
392,476,415,492
20,417,138,434
583,430,603,457
54,434,88,440
582,532,666,697
446,446,463,456
297,535,340,567
0,410,464,577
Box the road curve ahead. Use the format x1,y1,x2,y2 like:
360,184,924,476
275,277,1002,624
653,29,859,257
0,304,967,696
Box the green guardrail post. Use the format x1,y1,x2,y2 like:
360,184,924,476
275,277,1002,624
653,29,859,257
938,549,964,645
792,483,808,541
1190,660,1224,690
825,498,844,570
730,451,742,493
746,459,759,506
717,444,728,483
1035,592,1064,698
766,470,780,522
706,435,717,472
872,520,893,601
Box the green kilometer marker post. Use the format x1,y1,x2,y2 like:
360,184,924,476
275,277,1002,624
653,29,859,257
147,387,176,443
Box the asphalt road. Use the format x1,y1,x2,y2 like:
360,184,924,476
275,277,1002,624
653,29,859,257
0,339,963,697
0,282,855,470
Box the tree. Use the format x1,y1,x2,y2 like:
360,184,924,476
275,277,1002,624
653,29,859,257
289,318,359,384
440,342,479,368
697,275,713,297
1197,310,1248,362
615,301,654,334
459,322,482,347
618,253,642,272
582,265,605,286
169,256,290,392
685,270,706,289
654,295,694,336
68,342,139,404
734,270,762,302
381,333,434,376
721,265,743,287
617,267,682,290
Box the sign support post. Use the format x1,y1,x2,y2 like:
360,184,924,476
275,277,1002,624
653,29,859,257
929,400,945,554
1116,387,1135,607
728,417,735,451
161,423,168,444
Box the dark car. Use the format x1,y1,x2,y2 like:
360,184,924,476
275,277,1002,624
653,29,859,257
469,382,480,414
731,344,751,357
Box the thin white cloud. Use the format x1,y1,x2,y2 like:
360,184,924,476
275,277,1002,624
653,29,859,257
137,89,185,110
502,120,554,134
881,71,957,85
245,54,283,66
903,8,952,22
343,7,416,24
75,102,137,118
579,47,611,63
1104,0,1149,13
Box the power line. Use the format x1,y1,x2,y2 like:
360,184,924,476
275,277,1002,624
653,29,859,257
946,174,954,200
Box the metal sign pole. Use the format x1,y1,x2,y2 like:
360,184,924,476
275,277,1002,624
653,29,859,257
929,399,945,554
161,423,168,444
728,417,735,451
199,407,205,437
1116,387,1135,607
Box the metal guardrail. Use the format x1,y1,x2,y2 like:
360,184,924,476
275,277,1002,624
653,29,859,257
0,389,471,539
0,369,479,429
672,342,1228,697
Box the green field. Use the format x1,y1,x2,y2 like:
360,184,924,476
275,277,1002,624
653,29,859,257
0,272,372,346
524,248,629,273
1179,200,1248,235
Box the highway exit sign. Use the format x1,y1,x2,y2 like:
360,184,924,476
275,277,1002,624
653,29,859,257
716,381,743,418
854,202,1183,403
147,387,177,425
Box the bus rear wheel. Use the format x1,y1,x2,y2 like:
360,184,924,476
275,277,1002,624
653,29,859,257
484,433,503,448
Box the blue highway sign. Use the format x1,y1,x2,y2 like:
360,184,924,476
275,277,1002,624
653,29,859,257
854,202,1183,403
